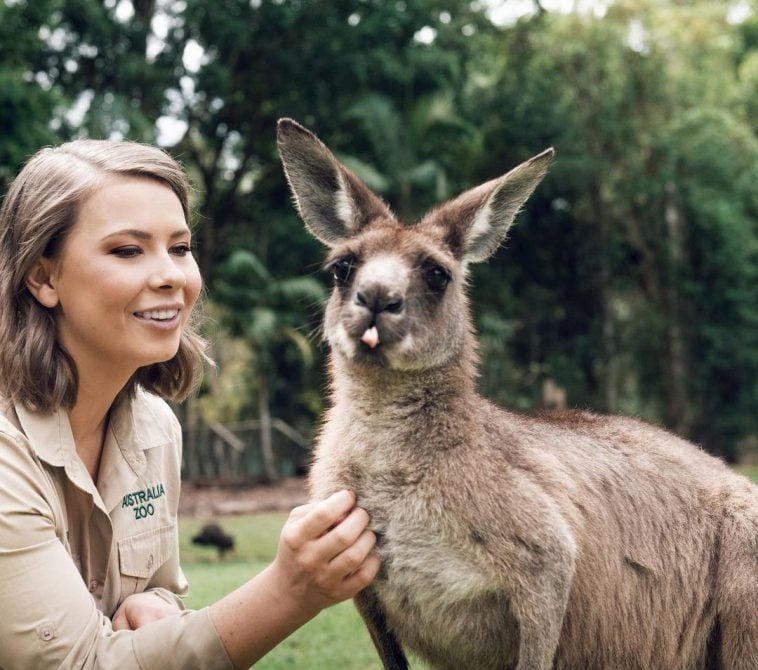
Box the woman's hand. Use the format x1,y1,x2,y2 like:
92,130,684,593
209,490,380,669
270,489,381,614
112,592,183,631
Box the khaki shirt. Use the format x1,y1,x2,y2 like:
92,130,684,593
0,389,232,669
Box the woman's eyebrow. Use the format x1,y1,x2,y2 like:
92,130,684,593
102,228,191,241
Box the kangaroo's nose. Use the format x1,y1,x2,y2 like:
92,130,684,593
355,287,404,315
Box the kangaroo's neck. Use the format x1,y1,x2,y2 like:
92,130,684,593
328,350,477,419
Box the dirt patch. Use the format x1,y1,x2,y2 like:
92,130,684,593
179,476,309,517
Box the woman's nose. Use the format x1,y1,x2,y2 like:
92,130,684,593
149,254,187,290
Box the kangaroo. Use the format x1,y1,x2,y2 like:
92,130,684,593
276,118,758,670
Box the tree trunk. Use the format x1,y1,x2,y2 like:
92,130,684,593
257,374,277,482
175,395,199,479
662,181,691,436
589,183,618,413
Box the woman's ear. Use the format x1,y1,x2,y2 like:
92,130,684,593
25,259,59,308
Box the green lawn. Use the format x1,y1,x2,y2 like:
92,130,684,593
179,514,386,669
735,464,758,483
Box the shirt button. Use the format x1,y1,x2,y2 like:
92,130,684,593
147,554,154,570
89,580,98,593
38,624,55,642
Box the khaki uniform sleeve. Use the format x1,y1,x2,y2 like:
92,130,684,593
0,430,233,670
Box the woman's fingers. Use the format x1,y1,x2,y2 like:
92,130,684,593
270,491,381,611
111,592,182,631
328,527,377,574
286,490,356,543
317,506,370,554
296,501,374,572
336,551,382,599
112,607,129,631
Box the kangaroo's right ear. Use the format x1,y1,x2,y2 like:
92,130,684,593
420,148,554,265
277,118,393,247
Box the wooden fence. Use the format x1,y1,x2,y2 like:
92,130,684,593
181,418,311,481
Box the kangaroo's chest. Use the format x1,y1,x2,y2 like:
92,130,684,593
330,457,516,662
309,420,526,667
370,483,520,668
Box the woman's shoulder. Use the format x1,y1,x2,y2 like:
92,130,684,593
0,397,57,534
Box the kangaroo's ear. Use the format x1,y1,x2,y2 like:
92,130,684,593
277,118,393,247
421,148,554,264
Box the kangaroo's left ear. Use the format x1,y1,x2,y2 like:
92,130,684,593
277,118,394,247
25,259,59,309
421,148,554,264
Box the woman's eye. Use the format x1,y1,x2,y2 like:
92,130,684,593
330,256,356,285
111,247,141,258
171,244,192,257
424,263,451,293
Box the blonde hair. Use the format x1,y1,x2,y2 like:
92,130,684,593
0,139,210,411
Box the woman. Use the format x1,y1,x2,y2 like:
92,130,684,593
0,140,379,669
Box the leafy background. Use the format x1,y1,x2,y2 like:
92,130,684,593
1,0,756,465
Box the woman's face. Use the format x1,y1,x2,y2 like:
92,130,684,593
38,176,202,384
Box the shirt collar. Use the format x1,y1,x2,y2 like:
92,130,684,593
14,389,173,461
109,388,175,455
13,389,175,510
14,402,73,470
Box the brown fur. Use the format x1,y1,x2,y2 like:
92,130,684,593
277,118,758,670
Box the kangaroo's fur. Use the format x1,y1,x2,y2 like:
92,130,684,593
276,118,758,670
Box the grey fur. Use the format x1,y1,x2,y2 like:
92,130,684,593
277,119,758,670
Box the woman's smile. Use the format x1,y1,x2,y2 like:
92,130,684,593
133,305,183,328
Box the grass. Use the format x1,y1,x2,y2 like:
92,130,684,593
179,513,384,670
735,464,758,483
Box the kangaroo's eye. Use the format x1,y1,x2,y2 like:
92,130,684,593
329,255,356,285
424,263,451,293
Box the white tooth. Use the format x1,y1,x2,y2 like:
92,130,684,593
137,309,178,320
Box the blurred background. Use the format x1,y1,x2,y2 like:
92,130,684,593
2,0,756,478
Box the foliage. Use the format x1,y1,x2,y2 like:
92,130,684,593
0,0,756,461
0,0,62,191
212,248,325,479
463,0,758,456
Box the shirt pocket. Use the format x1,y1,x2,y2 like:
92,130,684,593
118,524,176,599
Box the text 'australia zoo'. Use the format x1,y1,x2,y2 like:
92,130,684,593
121,484,165,520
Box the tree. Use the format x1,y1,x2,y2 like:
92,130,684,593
214,249,325,480
0,0,65,191
1,0,755,461
340,91,482,219
468,0,757,456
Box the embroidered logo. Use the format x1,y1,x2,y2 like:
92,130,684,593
121,483,166,520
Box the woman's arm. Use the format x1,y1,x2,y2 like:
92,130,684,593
112,591,184,630
111,489,379,668
1,423,378,668
210,489,380,669
0,429,230,670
